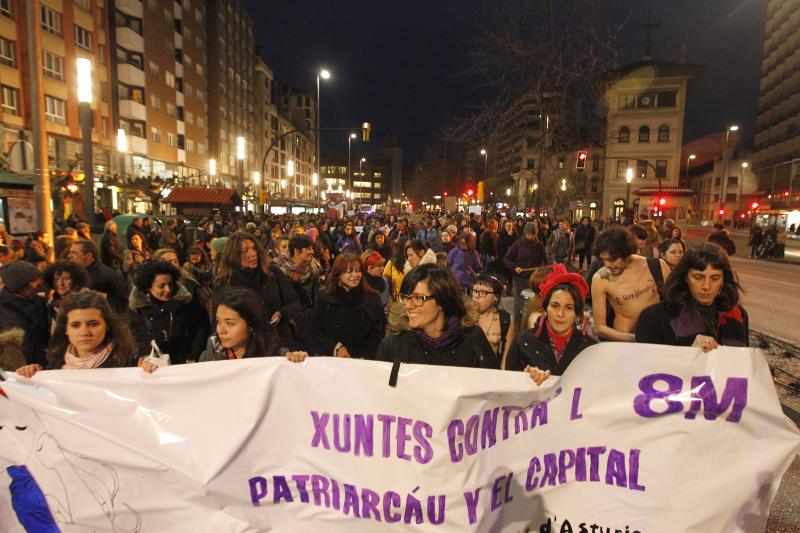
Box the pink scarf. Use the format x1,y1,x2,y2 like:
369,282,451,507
62,342,114,370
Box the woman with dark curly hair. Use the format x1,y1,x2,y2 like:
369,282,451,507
214,231,300,346
127,259,206,366
42,260,91,332
635,243,749,349
16,291,136,377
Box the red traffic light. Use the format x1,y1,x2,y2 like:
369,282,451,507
443,191,448,197
465,187,475,197
740,214,746,219
719,209,726,216
576,150,588,170
658,197,666,206
751,202,759,210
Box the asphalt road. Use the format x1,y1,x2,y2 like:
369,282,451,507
684,226,800,345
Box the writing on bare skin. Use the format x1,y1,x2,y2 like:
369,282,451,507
615,282,656,305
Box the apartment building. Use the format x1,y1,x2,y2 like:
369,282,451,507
205,0,255,190
0,0,113,182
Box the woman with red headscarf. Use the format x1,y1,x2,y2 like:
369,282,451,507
504,264,596,383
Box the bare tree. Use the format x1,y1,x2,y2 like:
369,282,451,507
445,0,631,209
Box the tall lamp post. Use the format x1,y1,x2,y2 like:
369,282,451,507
626,167,633,208
316,69,330,207
116,128,127,209
77,58,95,223
236,136,246,192
720,125,739,219
685,153,696,185
252,171,261,212
347,132,356,202
480,148,488,181
287,159,295,203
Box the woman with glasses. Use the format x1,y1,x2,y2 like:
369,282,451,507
471,274,515,365
377,264,498,368
311,253,385,359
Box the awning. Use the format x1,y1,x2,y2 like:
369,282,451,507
165,187,241,205
634,186,696,197
0,171,34,187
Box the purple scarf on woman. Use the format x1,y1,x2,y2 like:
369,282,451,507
413,316,463,350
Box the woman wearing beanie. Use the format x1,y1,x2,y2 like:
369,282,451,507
505,264,596,381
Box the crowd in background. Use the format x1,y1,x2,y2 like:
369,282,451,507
0,206,753,386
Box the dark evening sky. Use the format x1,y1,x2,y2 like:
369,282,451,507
242,0,766,164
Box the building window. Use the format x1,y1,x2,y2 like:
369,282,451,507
618,94,635,109
42,51,64,80
186,111,193,124
40,5,62,36
0,37,14,67
638,125,650,143
165,71,175,88
186,139,194,152
0,0,12,18
618,126,630,143
148,61,159,78
655,160,667,178
591,155,600,171
1,85,18,115
657,91,677,107
637,159,648,178
616,160,628,179
198,143,205,155
658,125,670,143
151,127,161,143
197,117,204,128
44,95,65,124
591,176,599,193
150,94,160,110
166,102,176,116
74,25,92,51
167,133,176,147
726,193,737,202
558,157,564,169
727,176,739,186
75,0,91,9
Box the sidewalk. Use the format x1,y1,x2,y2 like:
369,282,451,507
687,225,800,265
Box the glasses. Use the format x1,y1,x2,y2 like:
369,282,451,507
398,293,435,307
470,289,495,298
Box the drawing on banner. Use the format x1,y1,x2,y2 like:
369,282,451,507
0,401,141,532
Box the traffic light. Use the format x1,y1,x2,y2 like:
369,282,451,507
751,201,759,210
719,208,726,216
443,191,448,197
658,197,666,206
362,122,371,142
576,150,588,170
464,186,476,198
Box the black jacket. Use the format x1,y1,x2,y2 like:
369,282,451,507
87,260,129,313
377,326,498,369
101,230,122,270
505,318,596,374
126,285,206,363
635,301,749,347
0,289,49,366
707,231,736,256
215,266,301,346
311,287,385,358
574,224,596,252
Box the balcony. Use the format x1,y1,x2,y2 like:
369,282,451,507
119,99,146,121
117,63,145,86
116,0,143,18
116,26,144,53
129,134,147,155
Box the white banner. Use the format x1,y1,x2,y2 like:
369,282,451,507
0,344,798,532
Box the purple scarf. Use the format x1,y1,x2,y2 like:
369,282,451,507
414,316,463,350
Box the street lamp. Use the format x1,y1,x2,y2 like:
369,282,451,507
480,149,488,181
236,136,245,192
348,132,356,200
77,58,95,222
316,69,330,207
685,154,696,185
720,125,739,219
209,159,217,179
626,167,633,207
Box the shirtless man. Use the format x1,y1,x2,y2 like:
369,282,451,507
591,227,670,342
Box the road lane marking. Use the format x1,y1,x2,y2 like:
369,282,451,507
736,273,800,288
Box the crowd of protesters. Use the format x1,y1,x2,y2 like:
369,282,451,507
0,206,751,386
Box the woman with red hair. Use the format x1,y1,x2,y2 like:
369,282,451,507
504,264,596,383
